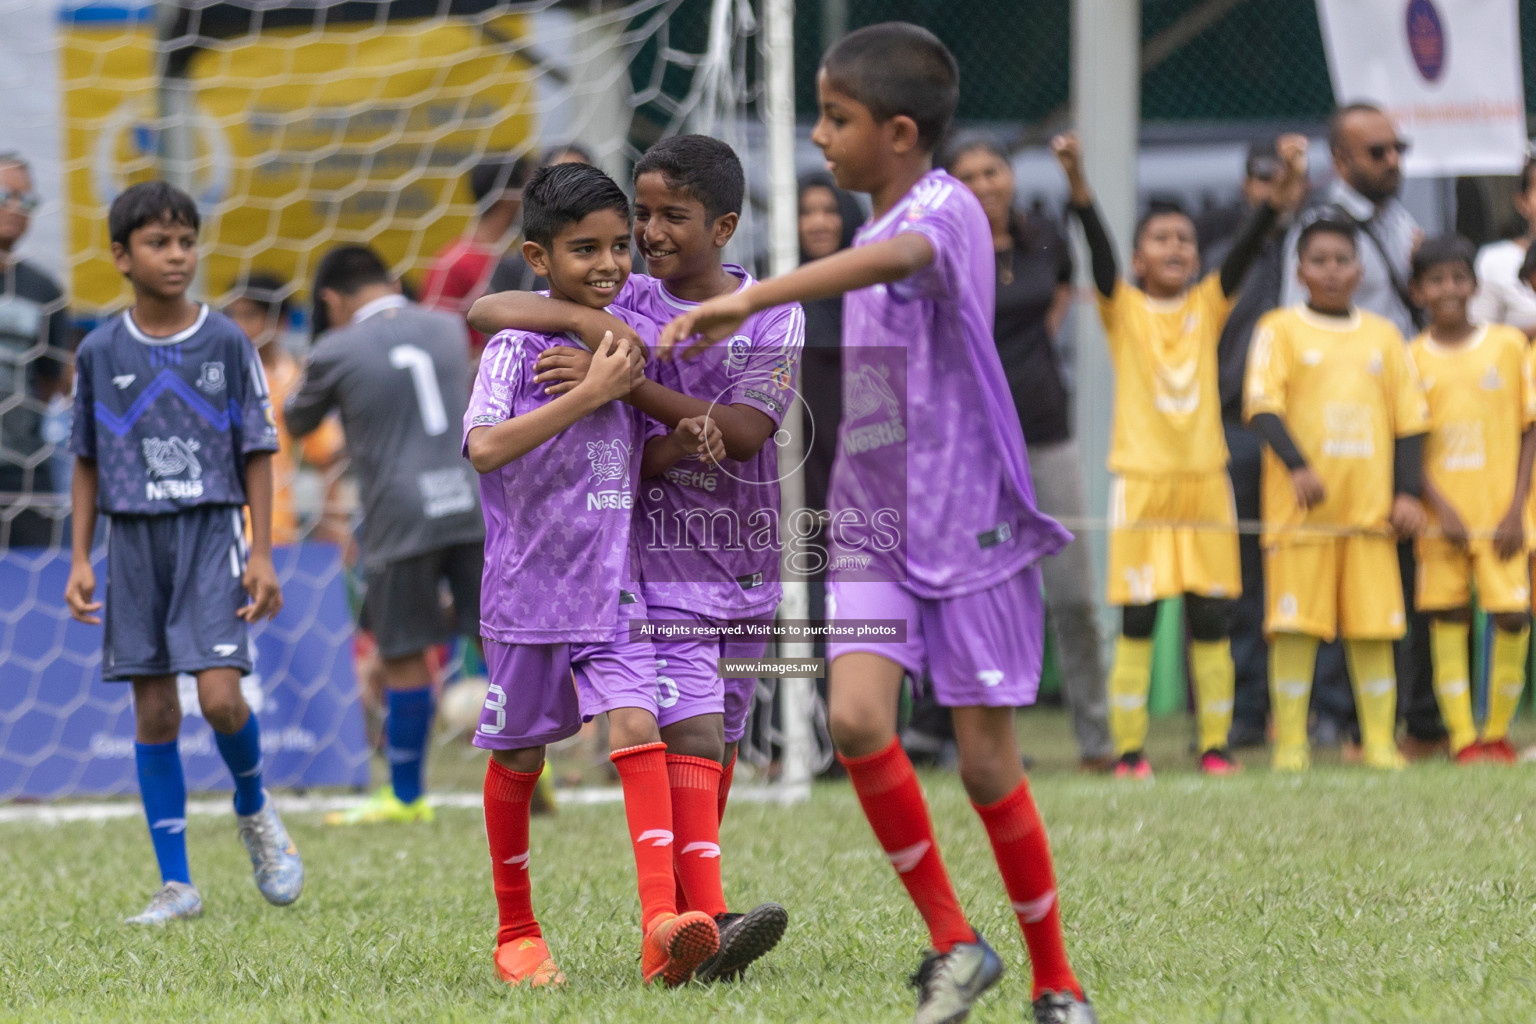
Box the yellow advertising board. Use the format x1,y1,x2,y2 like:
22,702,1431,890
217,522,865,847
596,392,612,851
59,10,534,314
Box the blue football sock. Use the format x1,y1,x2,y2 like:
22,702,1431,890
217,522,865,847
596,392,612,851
387,686,434,805
135,741,191,885
214,711,265,816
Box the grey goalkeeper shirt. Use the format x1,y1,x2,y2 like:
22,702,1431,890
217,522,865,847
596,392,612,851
286,294,483,568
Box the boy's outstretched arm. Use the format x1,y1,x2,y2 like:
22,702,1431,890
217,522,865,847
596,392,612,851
1218,135,1308,297
240,451,283,622
627,380,774,462
467,332,636,472
467,290,643,351
63,457,101,625
1495,426,1536,558
658,232,934,358
1052,133,1117,299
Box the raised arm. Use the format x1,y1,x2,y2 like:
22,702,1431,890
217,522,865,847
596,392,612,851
1218,135,1308,297
658,232,934,358
1052,133,1117,299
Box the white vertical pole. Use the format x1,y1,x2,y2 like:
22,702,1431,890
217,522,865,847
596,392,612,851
1071,0,1139,643
763,0,811,802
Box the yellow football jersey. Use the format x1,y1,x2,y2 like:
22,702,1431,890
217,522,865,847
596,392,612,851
1409,324,1535,532
1099,274,1233,475
1245,305,1429,542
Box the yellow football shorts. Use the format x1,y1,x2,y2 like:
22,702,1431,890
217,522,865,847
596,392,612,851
1107,472,1241,606
1416,539,1530,613
1265,537,1404,641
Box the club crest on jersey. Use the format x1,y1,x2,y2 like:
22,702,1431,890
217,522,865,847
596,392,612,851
726,335,752,374
770,358,793,390
1482,366,1503,390
196,361,226,395
1368,352,1384,376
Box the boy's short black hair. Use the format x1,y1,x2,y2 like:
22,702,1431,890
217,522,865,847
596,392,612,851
1296,213,1359,257
469,155,534,205
521,162,630,249
230,271,292,321
1133,199,1193,249
1410,234,1477,282
109,180,199,249
632,134,744,223
313,244,391,297
820,22,959,153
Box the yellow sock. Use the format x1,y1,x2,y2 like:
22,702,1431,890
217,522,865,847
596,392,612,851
1428,619,1477,753
1345,638,1398,754
1269,633,1318,757
1484,625,1530,743
1109,635,1153,756
1190,639,1236,754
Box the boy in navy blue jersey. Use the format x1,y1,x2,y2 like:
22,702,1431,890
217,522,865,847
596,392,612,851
65,181,302,924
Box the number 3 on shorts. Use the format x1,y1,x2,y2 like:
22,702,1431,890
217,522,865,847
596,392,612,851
485,681,507,733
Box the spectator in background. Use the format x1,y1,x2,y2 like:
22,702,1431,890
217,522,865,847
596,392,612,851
1198,139,1290,749
944,135,1113,771
421,155,534,353
796,171,862,514
0,152,70,548
1470,156,1536,336
1280,103,1441,756
225,274,346,546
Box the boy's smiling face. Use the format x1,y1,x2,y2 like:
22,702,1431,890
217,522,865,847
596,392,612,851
523,207,632,309
632,171,733,283
1410,261,1475,329
112,217,198,301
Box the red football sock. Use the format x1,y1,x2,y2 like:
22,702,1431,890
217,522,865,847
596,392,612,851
973,779,1082,999
483,759,541,945
611,741,678,930
718,750,736,824
839,739,973,953
667,754,727,918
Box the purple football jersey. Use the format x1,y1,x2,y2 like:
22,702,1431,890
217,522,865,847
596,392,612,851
619,269,804,618
465,307,656,644
70,306,279,515
828,169,1070,598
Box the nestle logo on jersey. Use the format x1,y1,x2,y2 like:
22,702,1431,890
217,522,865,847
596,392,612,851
664,465,718,491
587,490,633,511
142,436,204,500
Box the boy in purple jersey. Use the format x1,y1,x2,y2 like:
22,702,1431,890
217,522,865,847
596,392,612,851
463,162,727,990
660,24,1096,1024
469,134,796,982
63,181,301,925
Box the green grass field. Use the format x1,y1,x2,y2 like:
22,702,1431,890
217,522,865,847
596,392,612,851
5,710,1536,1024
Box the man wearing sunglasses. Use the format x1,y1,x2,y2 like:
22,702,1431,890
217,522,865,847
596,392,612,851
0,152,72,549
1281,103,1419,334
1275,104,1443,762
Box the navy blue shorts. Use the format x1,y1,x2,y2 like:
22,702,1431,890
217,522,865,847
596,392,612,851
102,506,252,681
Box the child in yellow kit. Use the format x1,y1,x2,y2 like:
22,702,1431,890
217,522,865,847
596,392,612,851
1055,132,1308,777
1409,235,1535,766
1244,215,1430,771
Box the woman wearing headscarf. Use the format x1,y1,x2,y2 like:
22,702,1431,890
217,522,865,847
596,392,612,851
944,136,1113,771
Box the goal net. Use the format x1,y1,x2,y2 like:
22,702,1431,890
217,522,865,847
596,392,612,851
0,0,831,803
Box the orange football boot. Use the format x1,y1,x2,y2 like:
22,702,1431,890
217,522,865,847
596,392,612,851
641,911,720,987
495,935,565,988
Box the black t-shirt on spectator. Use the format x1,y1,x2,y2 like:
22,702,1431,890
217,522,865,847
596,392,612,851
799,294,842,514
994,214,1074,446
0,258,69,489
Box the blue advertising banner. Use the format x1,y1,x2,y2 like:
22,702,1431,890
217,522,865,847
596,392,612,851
0,543,369,800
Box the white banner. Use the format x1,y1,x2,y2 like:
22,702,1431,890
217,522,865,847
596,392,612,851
1317,0,1526,176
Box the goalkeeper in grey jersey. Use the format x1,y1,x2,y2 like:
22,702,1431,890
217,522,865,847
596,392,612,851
286,244,484,825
